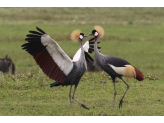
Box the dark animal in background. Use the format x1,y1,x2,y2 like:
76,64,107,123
87,61,101,72
0,55,15,74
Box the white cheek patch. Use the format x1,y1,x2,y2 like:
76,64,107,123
79,35,83,39
95,32,98,36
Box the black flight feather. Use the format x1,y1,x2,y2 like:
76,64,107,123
85,52,93,61
36,26,46,34
29,31,43,35
26,34,41,38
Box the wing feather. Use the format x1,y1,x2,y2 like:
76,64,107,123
29,31,43,35
41,34,73,75
21,27,73,83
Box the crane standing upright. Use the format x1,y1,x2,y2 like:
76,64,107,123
89,26,144,108
21,27,97,109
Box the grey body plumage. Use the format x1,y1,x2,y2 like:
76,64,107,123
94,37,130,79
90,28,143,108
22,27,95,109
50,42,87,87
50,34,89,109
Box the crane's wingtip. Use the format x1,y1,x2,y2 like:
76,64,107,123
36,26,46,34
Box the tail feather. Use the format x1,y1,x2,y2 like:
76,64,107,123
133,66,144,81
123,65,144,81
50,82,62,87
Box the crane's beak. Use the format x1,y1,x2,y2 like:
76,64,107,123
89,34,93,36
84,35,88,37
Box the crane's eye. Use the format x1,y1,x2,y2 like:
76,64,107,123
79,35,83,39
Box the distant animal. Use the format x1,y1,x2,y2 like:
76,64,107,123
90,25,144,108
0,55,15,74
86,60,102,72
21,27,99,109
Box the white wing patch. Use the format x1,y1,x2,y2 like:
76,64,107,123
83,41,89,52
73,48,81,62
41,34,73,75
109,64,126,76
73,41,89,62
108,64,136,78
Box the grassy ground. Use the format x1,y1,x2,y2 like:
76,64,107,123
0,7,164,116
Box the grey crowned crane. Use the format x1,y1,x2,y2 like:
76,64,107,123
21,27,97,109
89,25,144,108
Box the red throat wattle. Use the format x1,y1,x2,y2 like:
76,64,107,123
81,41,83,46
94,37,97,42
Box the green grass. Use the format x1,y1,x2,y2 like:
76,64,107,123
0,72,163,116
0,7,164,116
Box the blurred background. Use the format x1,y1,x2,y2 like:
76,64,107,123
0,7,163,76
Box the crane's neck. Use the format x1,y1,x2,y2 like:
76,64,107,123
94,36,101,56
78,40,87,70
94,36,102,65
80,41,84,55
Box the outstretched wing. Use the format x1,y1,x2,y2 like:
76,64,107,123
73,37,101,62
21,27,73,83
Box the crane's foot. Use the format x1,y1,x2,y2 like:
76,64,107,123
119,99,123,109
81,104,89,110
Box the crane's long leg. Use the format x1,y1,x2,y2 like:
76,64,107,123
72,85,89,110
119,78,130,108
69,85,73,108
113,81,117,108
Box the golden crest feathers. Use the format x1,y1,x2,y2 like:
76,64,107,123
94,25,105,38
70,29,81,42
